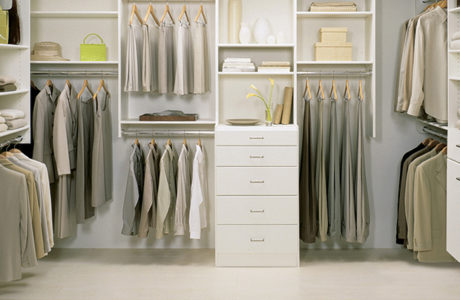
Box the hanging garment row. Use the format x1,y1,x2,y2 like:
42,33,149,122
122,137,208,240
395,1,447,124
125,4,209,95
0,145,52,282
395,138,454,262
300,79,370,244
31,79,113,239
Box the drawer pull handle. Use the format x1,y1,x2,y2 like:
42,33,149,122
249,136,265,140
250,209,265,213
249,155,265,159
250,238,265,243
250,180,265,184
457,178,460,182
457,145,460,149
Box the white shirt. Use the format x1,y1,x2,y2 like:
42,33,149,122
189,144,208,240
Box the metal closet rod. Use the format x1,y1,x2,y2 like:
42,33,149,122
422,126,447,140
0,136,23,149
122,130,215,137
297,71,373,77
31,71,118,77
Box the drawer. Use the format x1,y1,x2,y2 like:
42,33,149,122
216,225,299,267
216,167,298,196
215,129,297,146
447,159,460,261
216,196,298,225
215,146,298,167
448,129,460,164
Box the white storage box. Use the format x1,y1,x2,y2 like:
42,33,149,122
315,42,352,61
320,27,348,43
310,2,357,12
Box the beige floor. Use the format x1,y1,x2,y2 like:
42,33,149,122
0,249,459,300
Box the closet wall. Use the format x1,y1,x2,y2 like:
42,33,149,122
54,0,425,249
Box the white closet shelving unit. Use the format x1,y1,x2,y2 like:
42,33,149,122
447,0,460,262
0,0,30,144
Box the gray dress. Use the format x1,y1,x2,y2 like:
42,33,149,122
158,23,175,94
174,20,193,95
142,23,159,92
91,92,112,207
328,99,342,238
76,95,95,223
193,21,209,94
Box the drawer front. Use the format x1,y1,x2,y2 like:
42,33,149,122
215,130,297,146
216,167,298,196
216,225,298,255
447,159,460,262
215,146,298,167
448,129,460,164
216,196,298,225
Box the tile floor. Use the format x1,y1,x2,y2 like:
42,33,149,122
0,249,459,300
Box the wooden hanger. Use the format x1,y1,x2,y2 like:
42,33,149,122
9,148,22,154
46,79,53,87
167,138,172,146
134,138,139,145
435,143,446,152
31,80,37,90
65,80,71,89
178,5,190,23
129,4,144,26
197,137,202,148
344,80,351,101
358,80,364,102
93,80,109,101
160,4,175,24
77,80,94,100
303,79,312,100
330,79,338,101
422,138,433,146
144,4,160,26
442,146,448,155
195,4,208,24
428,140,439,148
151,138,156,146
317,80,325,100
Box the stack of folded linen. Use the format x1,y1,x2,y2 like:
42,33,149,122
310,2,357,12
0,109,26,130
222,58,256,72
0,76,17,92
0,115,6,132
451,32,460,50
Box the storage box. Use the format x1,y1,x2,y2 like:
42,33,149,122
310,2,357,12
320,27,348,43
315,42,352,61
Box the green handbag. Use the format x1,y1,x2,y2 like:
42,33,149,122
80,33,107,61
0,5,8,45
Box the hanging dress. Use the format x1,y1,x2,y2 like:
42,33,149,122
124,24,142,92
193,21,209,94
158,22,175,94
142,22,159,92
328,98,341,238
174,19,193,95
299,95,317,243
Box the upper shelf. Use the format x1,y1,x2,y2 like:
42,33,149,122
449,7,460,13
297,61,373,65
218,44,295,48
0,125,30,140
31,61,119,65
296,11,373,18
31,11,119,18
0,44,29,50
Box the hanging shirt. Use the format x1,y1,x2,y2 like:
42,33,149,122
158,22,175,94
124,24,142,92
0,165,36,282
174,19,193,96
32,85,61,183
142,23,159,92
122,143,145,236
193,21,209,94
189,144,208,240
175,143,191,236
91,91,113,207
328,99,341,238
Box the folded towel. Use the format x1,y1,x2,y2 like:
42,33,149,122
0,109,25,120
0,76,16,86
6,118,27,130
451,40,460,50
0,83,17,92
453,32,460,41
0,116,5,124
310,1,357,11
0,124,7,132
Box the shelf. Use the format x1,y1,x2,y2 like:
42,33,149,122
417,118,448,131
219,72,294,76
0,89,29,97
0,125,29,139
120,120,216,126
0,44,29,50
449,77,460,81
449,49,460,54
297,61,373,65
449,7,460,13
218,44,295,48
296,11,373,18
31,61,119,65
31,11,119,18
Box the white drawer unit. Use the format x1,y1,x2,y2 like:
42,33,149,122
447,159,460,262
216,196,298,225
448,129,460,164
215,126,299,267
215,146,298,167
215,225,299,267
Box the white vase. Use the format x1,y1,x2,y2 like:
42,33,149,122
228,0,242,44
239,23,251,44
253,18,271,44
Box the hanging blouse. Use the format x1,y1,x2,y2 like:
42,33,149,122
158,22,175,94
190,144,208,240
124,24,142,92
174,19,193,95
328,98,341,238
142,23,159,92
193,21,209,94
175,143,191,236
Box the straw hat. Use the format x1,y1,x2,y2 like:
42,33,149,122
30,41,69,61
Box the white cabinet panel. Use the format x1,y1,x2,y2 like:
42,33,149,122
447,159,460,262
448,129,460,164
216,196,298,225
216,167,298,195
215,129,298,146
216,146,298,167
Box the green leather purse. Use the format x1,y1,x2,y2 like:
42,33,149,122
80,33,107,61
0,5,8,44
